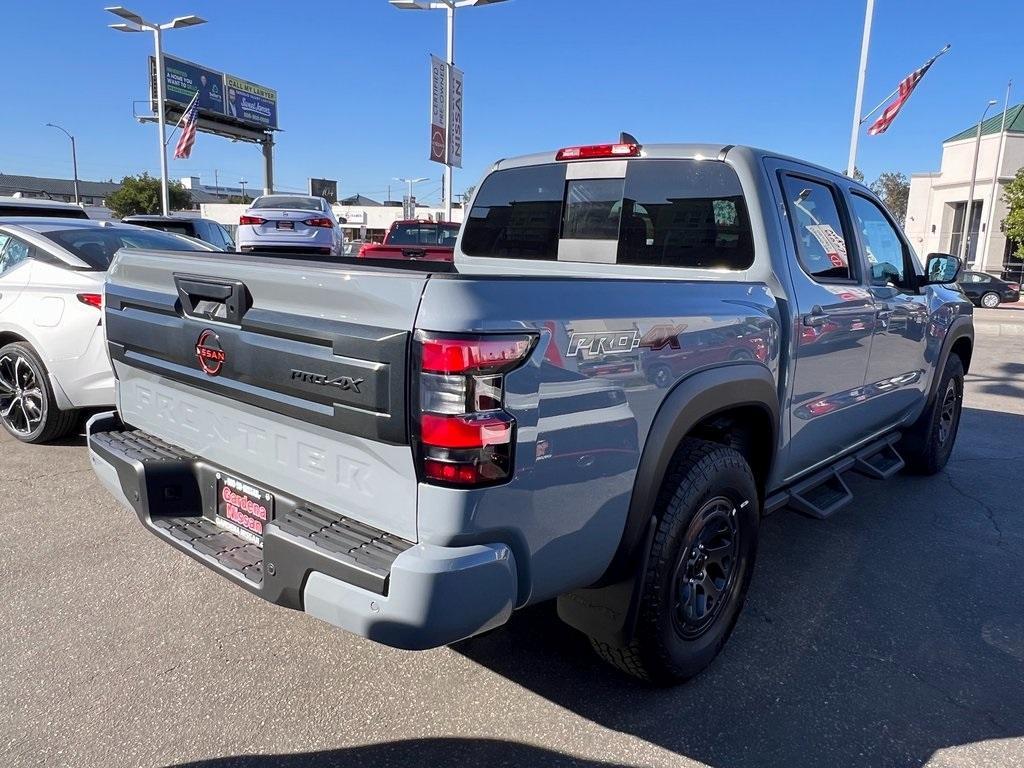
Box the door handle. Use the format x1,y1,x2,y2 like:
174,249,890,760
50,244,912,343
802,305,828,328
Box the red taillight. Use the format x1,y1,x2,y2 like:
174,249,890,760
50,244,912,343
1010,283,1020,292
77,293,102,309
239,215,266,225
414,332,535,487
556,143,640,161
304,217,334,228
420,335,535,375
421,412,513,449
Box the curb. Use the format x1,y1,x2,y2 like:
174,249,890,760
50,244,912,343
973,320,1024,336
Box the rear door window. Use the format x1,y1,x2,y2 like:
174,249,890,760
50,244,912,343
462,159,754,269
780,175,853,281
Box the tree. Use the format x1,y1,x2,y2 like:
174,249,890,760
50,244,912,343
106,173,192,217
852,167,865,183
1002,167,1024,262
870,171,910,226
462,185,476,203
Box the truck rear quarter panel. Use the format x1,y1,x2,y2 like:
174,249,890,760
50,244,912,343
414,277,780,605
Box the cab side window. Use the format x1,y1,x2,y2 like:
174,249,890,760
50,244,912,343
780,175,852,281
849,194,913,290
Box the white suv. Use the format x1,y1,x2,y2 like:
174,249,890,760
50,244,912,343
0,218,216,443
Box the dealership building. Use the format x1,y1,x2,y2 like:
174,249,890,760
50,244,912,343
905,104,1024,275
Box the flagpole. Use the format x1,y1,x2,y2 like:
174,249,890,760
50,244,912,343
981,79,1012,271
846,0,875,178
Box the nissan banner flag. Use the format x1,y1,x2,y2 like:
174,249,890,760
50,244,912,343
447,65,464,168
429,55,447,164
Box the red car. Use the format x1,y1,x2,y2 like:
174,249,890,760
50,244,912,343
357,220,460,262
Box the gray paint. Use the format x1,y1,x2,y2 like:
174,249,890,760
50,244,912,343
303,542,516,650
90,143,973,650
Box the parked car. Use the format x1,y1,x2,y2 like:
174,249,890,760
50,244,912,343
236,195,343,257
0,218,217,443
357,220,459,261
121,215,235,251
88,141,972,685
957,269,1020,308
0,196,88,219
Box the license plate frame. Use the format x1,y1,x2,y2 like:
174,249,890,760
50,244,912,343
216,473,274,540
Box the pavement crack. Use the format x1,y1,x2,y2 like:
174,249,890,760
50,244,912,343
940,471,1005,547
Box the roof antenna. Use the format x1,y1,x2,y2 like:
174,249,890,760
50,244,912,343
619,132,640,146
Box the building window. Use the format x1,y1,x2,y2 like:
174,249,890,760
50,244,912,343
948,200,983,262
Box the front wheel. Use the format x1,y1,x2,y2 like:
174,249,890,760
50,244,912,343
899,354,964,475
980,292,1001,309
589,439,759,684
0,343,78,444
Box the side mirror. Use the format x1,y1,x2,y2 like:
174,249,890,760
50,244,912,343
922,253,962,285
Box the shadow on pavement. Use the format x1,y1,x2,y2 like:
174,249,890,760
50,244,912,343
168,738,635,768
448,405,1024,768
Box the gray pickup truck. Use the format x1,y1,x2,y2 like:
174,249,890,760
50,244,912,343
87,140,973,684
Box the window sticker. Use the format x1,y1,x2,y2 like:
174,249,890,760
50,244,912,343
805,224,848,268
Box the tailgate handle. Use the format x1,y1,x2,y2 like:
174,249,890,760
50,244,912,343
174,274,250,325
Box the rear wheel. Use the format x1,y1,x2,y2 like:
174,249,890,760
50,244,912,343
980,292,1001,308
0,343,77,444
900,354,964,475
590,439,759,684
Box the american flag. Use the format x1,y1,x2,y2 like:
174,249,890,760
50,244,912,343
173,93,200,159
868,48,947,136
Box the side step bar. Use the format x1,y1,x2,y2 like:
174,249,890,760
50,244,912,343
765,434,904,520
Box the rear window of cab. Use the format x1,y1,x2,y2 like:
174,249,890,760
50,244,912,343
461,159,754,270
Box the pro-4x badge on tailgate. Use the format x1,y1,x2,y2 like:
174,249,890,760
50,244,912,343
195,330,225,376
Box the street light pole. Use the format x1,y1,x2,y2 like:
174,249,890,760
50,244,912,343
961,99,998,266
444,3,455,221
981,80,1012,272
388,0,507,219
238,179,248,202
106,6,206,216
152,24,170,215
45,123,79,205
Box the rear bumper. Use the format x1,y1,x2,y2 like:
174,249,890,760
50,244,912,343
87,411,516,650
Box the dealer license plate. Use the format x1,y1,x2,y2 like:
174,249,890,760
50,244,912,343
276,220,294,230
216,474,274,540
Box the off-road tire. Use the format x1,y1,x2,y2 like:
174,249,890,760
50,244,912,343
899,354,964,475
590,438,759,684
0,342,77,444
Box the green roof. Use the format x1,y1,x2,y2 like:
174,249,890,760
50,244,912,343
945,103,1024,142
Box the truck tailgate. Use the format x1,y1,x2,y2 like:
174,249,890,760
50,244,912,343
103,250,430,541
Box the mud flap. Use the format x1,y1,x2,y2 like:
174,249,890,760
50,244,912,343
556,516,656,647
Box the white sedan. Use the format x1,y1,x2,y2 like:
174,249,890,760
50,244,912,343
0,218,217,443
236,195,343,257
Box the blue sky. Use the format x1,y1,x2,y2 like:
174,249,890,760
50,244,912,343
2,0,1021,204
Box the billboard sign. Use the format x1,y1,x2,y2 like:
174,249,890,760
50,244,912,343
225,74,279,130
160,54,226,114
150,55,279,133
429,55,447,164
308,178,338,204
447,65,464,168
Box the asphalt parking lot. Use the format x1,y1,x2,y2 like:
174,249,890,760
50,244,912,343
4,311,1024,768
